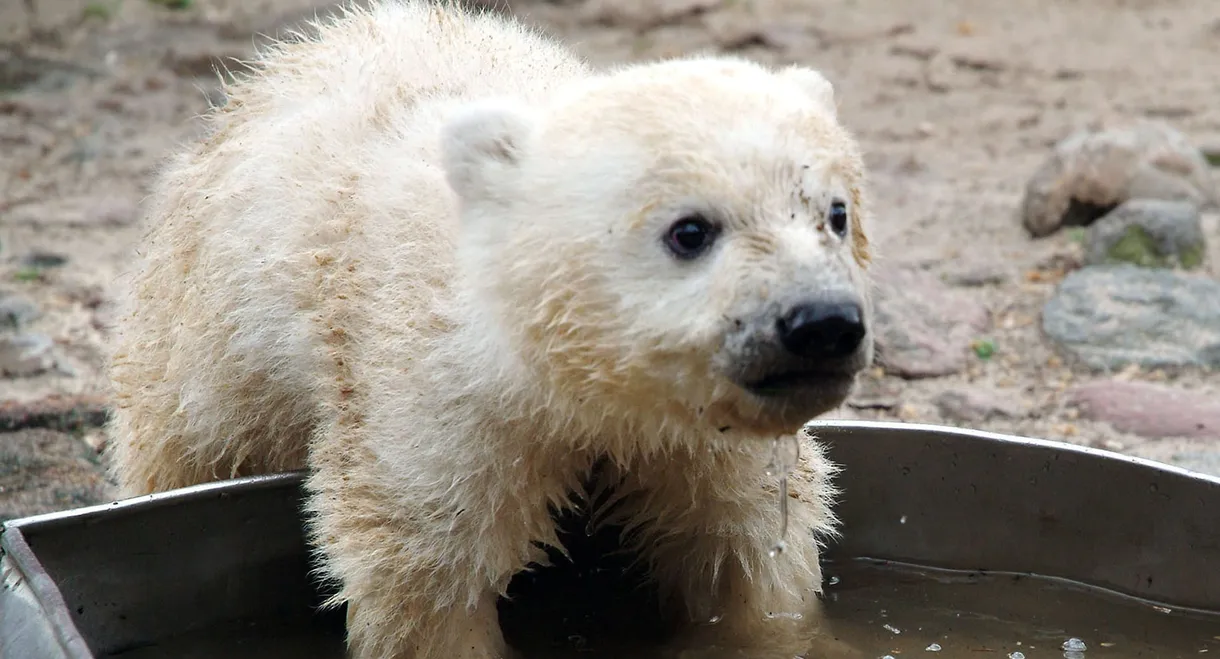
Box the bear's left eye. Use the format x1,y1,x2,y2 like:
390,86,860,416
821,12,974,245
664,214,719,260
827,200,849,237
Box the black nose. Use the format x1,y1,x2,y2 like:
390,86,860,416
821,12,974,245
777,301,866,360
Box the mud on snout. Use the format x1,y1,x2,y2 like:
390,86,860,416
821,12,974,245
714,274,874,425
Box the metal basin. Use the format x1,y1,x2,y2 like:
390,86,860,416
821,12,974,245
3,421,1219,658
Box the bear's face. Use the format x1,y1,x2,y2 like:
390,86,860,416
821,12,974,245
443,57,874,438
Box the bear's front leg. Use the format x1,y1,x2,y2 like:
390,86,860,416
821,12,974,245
304,431,579,659
620,433,838,645
342,587,509,659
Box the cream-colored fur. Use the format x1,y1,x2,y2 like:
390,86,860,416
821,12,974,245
107,2,876,657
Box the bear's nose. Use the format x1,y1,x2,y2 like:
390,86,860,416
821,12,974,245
776,301,866,360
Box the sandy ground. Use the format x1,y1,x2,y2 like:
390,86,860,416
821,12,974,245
1,0,1218,520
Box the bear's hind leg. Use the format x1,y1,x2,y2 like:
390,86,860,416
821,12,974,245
108,325,315,496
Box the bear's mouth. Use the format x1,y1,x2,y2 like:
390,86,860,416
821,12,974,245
745,368,851,396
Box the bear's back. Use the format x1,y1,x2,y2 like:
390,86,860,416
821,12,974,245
117,1,591,430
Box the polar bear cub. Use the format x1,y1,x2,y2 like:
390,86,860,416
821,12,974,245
107,1,876,657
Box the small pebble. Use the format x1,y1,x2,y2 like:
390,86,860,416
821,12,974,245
0,332,57,377
944,264,1008,287
20,251,69,269
0,292,40,329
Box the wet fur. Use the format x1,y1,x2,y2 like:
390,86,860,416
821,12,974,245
107,2,872,657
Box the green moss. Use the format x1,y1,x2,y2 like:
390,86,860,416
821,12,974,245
1106,225,1169,268
1179,241,1205,270
13,267,43,282
971,338,996,360
82,2,112,20
1105,224,1207,270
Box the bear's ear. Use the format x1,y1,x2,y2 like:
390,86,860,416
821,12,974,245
779,65,837,119
441,100,537,204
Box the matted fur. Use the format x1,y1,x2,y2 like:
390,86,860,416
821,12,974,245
107,1,875,657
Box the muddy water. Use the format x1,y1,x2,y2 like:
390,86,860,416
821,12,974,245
812,559,1220,659
107,559,1220,659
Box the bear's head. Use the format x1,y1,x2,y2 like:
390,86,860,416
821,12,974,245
442,56,874,441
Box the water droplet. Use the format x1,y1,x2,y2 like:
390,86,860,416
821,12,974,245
707,615,722,625
584,520,594,537
1008,653,1025,659
883,623,902,635
881,656,896,659
827,575,841,586
1062,638,1087,652
765,435,801,556
900,515,908,524
764,436,782,477
926,643,942,652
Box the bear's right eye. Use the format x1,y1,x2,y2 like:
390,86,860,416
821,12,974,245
664,215,719,260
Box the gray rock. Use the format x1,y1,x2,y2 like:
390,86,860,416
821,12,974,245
1043,265,1220,370
19,250,68,269
943,263,1010,287
1067,380,1220,440
872,265,992,378
0,333,57,377
0,51,97,94
1084,199,1206,269
1021,118,1219,238
0,292,40,329
580,0,723,29
847,378,902,411
934,387,1024,423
